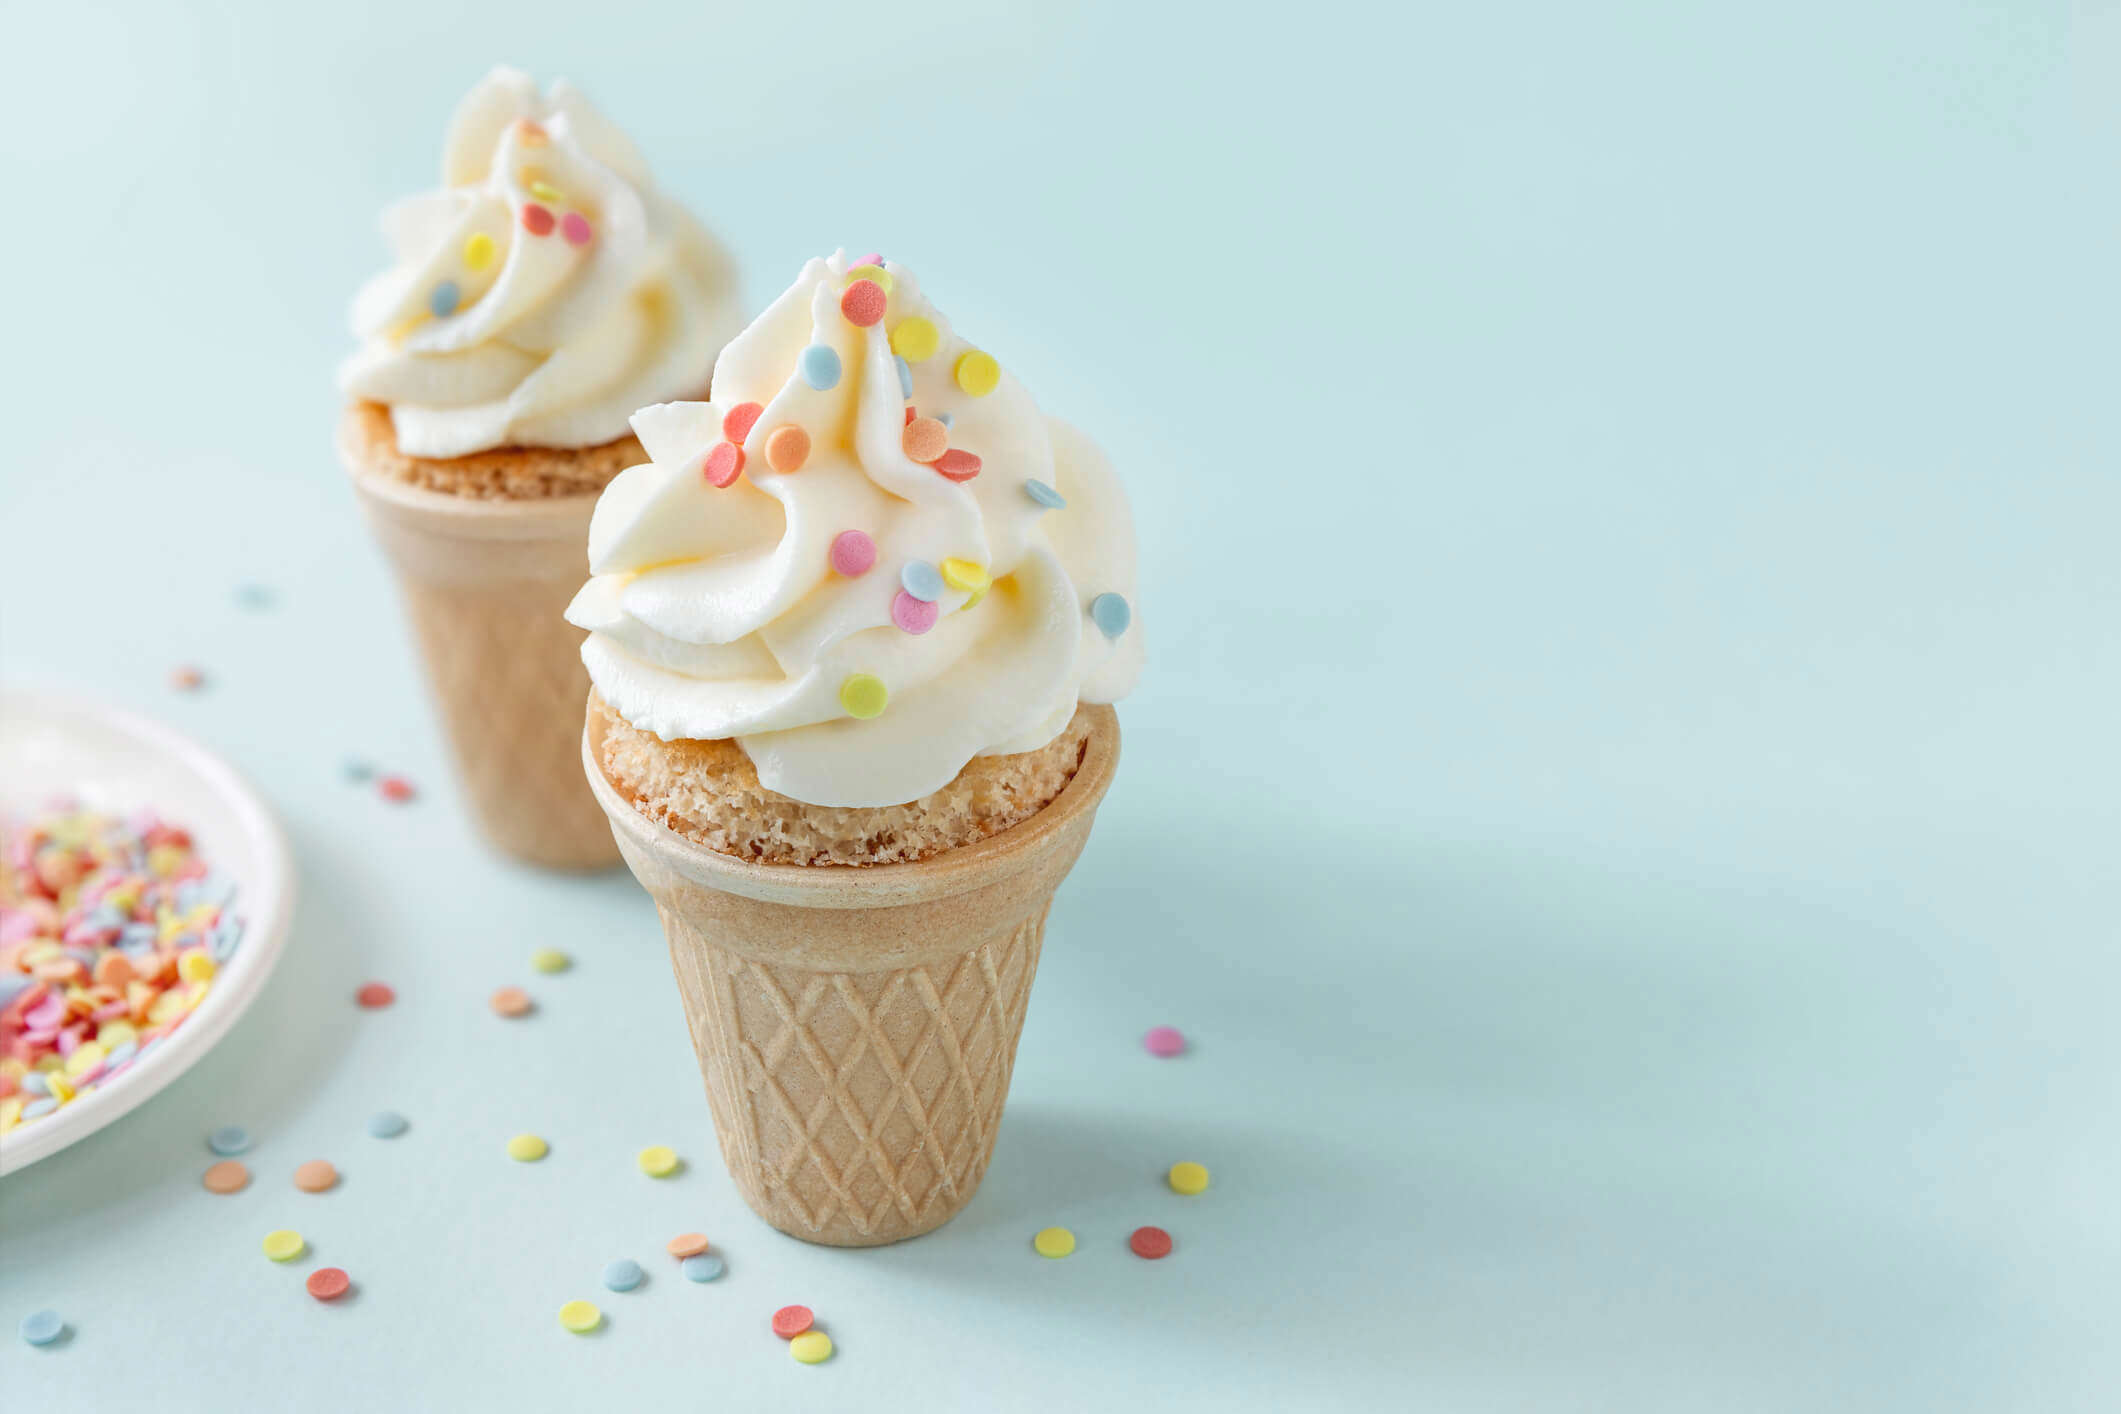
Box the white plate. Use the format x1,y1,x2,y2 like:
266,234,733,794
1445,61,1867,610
0,690,295,1174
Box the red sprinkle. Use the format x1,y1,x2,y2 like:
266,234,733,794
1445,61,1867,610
306,1267,351,1301
1129,1226,1173,1260
722,402,765,444
933,449,983,482
356,982,396,1009
703,442,744,488
841,279,887,327
520,203,555,236
772,1305,814,1339
378,776,416,803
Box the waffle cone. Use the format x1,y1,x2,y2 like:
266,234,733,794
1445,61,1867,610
584,702,1121,1246
346,464,619,870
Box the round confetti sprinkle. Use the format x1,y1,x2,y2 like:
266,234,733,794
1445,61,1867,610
517,120,548,146
379,776,416,803
703,442,744,488
342,758,374,783
428,280,461,317
603,1259,644,1293
955,350,1001,397
1090,592,1132,640
18,1310,64,1347
891,591,939,636
531,948,571,974
307,1267,351,1302
356,982,395,1009
1024,478,1067,510
772,1305,814,1339
855,251,884,268
840,674,888,720
798,344,842,390
179,951,216,984
262,1229,306,1263
902,417,948,463
202,1160,250,1194
464,232,496,270
722,402,764,444
558,1300,602,1333
682,1254,725,1282
765,424,811,472
895,354,914,399
560,212,594,248
1033,1227,1076,1258
841,279,887,327
1129,1225,1173,1259
845,263,894,294
490,986,533,1019
209,1125,252,1156
521,203,555,236
507,1133,549,1163
170,665,206,691
891,316,939,363
789,1330,833,1364
830,530,877,577
637,1145,680,1178
940,558,989,593
901,561,944,602
528,179,563,204
1168,1161,1210,1195
294,1159,338,1194
367,1111,408,1139
666,1233,710,1259
933,449,982,482
1144,1025,1186,1057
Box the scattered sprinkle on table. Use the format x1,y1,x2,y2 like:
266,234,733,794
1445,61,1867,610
666,1233,710,1259
306,1267,350,1302
202,1160,250,1194
378,776,416,804
681,1254,724,1282
530,948,570,974
637,1145,680,1177
18,1309,65,1346
1129,1225,1173,1259
367,1111,408,1139
789,1330,833,1364
234,583,275,610
262,1230,306,1262
342,758,374,784
1033,1227,1076,1258
772,1305,814,1339
558,1300,602,1333
356,982,395,1009
169,665,206,692
490,986,533,1018
294,1159,338,1193
1168,1161,1210,1195
208,1125,253,1156
507,1133,548,1162
1143,1025,1187,1058
602,1259,643,1292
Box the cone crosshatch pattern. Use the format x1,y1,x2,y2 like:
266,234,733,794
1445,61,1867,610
665,904,1048,1245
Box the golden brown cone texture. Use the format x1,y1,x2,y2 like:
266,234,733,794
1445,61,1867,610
584,700,1122,1246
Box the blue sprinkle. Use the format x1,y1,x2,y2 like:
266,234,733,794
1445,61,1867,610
84,904,125,930
0,974,32,1006
894,355,913,399
798,344,842,390
21,1073,49,1098
21,1098,57,1120
103,1040,138,1068
937,411,953,429
119,922,157,952
367,1111,408,1139
234,583,275,610
210,919,244,961
18,1309,64,1347
343,758,375,784
1090,592,1131,640
429,280,461,317
900,561,944,603
1024,479,1066,510
603,1259,644,1292
208,1125,252,1156
681,1254,725,1283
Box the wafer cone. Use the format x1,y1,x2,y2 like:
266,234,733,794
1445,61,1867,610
584,702,1121,1246
346,465,619,870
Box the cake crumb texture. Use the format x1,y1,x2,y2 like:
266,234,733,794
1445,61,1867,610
339,400,653,500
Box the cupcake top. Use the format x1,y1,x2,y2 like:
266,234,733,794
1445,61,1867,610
567,252,1143,809
340,67,741,460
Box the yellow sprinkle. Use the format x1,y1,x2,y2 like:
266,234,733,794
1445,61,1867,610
388,313,426,346
559,1300,602,1333
22,941,61,965
46,1072,75,1103
1032,1226,1076,1258
789,1330,833,1364
839,673,888,720
262,1229,306,1262
954,349,1001,397
148,987,189,1026
0,1098,21,1131
95,1021,137,1049
531,948,571,974
63,1043,104,1079
529,180,563,204
147,845,185,877
33,1054,62,1074
178,951,217,984
890,316,939,363
0,1059,23,1079
637,1145,680,1178
507,1133,549,1162
940,558,990,593
960,585,987,611
464,232,496,271
845,264,894,295
1168,1161,1210,1195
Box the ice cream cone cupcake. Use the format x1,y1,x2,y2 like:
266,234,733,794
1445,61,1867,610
338,67,742,869
574,253,1143,1244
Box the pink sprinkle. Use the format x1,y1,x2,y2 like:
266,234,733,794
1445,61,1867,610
703,442,745,488
856,252,883,267
891,590,939,635
24,995,64,1030
379,776,416,803
560,211,594,248
1144,1025,1186,1058
830,530,877,577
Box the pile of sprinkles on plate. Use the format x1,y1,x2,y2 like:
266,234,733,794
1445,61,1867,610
0,804,241,1133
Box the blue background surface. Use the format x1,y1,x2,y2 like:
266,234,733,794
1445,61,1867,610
2,1,2115,1408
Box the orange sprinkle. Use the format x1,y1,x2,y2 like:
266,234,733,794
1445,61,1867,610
294,1159,339,1193
202,1160,250,1194
666,1232,711,1259
902,417,948,464
93,953,136,989
490,986,533,1018
764,425,811,473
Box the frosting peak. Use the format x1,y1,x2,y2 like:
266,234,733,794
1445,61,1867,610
340,67,741,459
568,253,1142,808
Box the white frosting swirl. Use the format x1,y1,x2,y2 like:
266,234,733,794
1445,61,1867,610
340,67,741,459
567,253,1143,808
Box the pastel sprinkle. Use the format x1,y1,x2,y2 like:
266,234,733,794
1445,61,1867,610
521,203,555,237
789,1331,833,1364
830,530,877,577
170,665,206,691
1130,1225,1174,1259
937,411,953,429
933,449,982,482
855,251,884,268
839,674,888,720
940,558,989,593
306,1267,351,1302
1033,1227,1076,1258
901,561,944,602
955,349,1001,397
19,1310,64,1347
560,212,594,248
559,1300,602,1333
764,424,811,473
463,232,496,270
773,1305,814,1339
902,417,948,463
507,1133,548,1162
841,279,887,327
531,948,571,974
262,1229,306,1263
603,1259,644,1292
891,316,939,363
178,950,215,983
1090,593,1132,639
1168,1160,1210,1195
722,402,765,444
703,442,744,488
528,180,563,204
895,354,913,398
1144,1025,1186,1057
208,1125,252,1156
367,1111,408,1139
379,776,416,803
1024,478,1066,510
342,758,374,783
517,120,547,146
428,280,460,317
202,1160,250,1194
356,982,396,1009
637,1145,680,1178
490,985,533,1019
294,1159,339,1193
682,1254,725,1282
845,263,894,294
891,591,939,636
798,345,842,390
665,1233,710,1259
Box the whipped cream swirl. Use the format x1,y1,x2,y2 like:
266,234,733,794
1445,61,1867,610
340,67,741,459
568,253,1143,807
